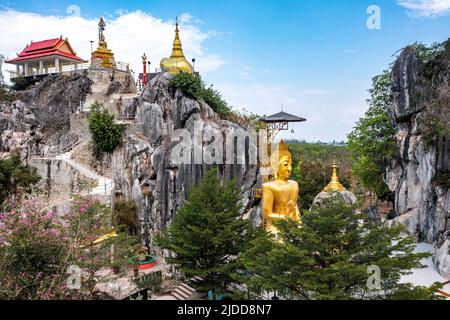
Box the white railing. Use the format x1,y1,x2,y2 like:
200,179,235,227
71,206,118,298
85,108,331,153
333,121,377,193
12,60,130,78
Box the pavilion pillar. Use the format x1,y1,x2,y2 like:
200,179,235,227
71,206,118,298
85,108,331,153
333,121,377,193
16,65,20,77
55,57,60,73
24,63,29,76
74,63,78,71
39,60,44,75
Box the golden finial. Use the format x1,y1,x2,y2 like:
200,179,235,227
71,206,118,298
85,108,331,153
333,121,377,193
323,160,346,192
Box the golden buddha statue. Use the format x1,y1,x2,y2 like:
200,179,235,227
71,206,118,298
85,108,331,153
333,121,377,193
322,160,346,193
262,140,301,235
91,17,116,69
160,17,194,74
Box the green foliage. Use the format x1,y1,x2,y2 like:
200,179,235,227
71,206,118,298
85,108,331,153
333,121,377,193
11,76,30,91
347,70,396,201
0,85,17,102
88,101,124,154
409,41,450,149
156,169,262,297
0,153,40,205
288,142,353,211
169,72,232,118
114,199,139,235
65,196,140,298
239,199,443,300
169,71,204,100
434,170,450,189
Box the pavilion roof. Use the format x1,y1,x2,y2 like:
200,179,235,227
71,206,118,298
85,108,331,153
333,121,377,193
259,111,306,123
6,37,87,64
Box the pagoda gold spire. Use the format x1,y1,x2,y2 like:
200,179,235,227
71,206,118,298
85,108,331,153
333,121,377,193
323,160,347,193
160,17,194,74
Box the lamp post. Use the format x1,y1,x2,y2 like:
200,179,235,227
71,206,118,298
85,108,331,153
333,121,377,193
192,58,196,72
89,40,94,54
148,61,151,81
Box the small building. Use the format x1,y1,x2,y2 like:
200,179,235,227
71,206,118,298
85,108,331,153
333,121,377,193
6,36,87,78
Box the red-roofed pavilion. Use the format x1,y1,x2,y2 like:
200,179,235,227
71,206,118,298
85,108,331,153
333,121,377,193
6,36,87,78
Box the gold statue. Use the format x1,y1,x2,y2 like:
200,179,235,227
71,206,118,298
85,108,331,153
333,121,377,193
91,17,116,69
160,17,194,74
262,140,301,235
322,160,346,193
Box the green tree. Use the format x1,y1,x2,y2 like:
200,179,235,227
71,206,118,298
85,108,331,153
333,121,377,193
65,196,139,299
347,70,396,202
239,199,442,300
88,101,124,154
156,169,261,298
0,153,40,205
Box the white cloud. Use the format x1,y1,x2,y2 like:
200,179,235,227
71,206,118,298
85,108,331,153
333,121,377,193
397,0,450,17
0,9,225,82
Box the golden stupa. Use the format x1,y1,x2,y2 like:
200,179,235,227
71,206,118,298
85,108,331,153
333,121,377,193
91,17,116,69
323,160,347,193
160,17,194,74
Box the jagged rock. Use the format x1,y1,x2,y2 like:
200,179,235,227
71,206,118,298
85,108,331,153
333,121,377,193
434,235,450,279
385,45,450,278
112,73,257,249
311,190,357,209
390,48,425,123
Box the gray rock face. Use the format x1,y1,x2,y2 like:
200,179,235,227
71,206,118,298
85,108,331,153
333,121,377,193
311,190,357,209
112,73,258,250
390,48,425,123
0,72,92,157
385,47,450,278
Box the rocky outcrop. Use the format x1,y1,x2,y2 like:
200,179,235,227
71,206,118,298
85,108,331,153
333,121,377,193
0,72,92,158
311,190,357,209
385,46,450,278
112,73,258,250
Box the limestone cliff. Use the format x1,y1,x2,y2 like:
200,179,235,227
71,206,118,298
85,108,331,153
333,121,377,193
385,45,450,278
112,73,258,250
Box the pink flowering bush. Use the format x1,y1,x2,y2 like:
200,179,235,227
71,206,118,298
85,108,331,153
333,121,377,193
0,196,69,299
0,195,139,300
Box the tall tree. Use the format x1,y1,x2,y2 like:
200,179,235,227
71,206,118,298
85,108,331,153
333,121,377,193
239,198,442,300
347,70,396,202
156,169,261,297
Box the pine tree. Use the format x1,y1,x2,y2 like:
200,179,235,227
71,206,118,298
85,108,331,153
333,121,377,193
239,198,443,300
156,169,261,297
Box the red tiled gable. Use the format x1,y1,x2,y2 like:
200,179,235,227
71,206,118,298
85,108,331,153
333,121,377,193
7,37,86,63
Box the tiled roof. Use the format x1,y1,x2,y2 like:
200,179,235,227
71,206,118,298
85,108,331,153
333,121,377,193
6,37,86,63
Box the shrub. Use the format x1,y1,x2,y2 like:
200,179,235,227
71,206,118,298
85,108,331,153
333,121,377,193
0,85,17,103
169,72,232,118
169,71,203,100
88,101,124,154
11,76,30,91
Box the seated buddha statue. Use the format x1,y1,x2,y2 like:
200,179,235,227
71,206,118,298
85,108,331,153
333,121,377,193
262,140,301,235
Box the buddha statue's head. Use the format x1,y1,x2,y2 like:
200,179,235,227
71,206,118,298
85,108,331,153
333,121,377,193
270,140,293,181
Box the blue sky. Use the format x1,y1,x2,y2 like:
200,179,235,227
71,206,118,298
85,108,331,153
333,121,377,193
1,0,450,141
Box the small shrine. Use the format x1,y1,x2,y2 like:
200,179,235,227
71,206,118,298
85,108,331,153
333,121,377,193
311,160,357,209
91,17,116,69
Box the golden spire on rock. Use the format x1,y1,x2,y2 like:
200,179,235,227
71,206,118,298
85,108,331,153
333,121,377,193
323,160,347,193
160,17,194,74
